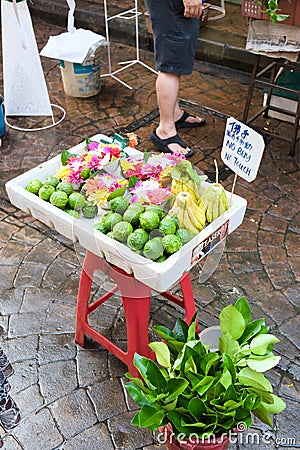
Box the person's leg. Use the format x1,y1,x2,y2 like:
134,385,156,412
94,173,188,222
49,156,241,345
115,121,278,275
155,72,190,155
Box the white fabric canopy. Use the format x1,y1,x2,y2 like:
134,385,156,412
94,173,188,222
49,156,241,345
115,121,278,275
1,0,53,117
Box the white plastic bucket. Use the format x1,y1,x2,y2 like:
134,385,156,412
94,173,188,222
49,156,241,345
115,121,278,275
199,326,222,351
60,53,101,98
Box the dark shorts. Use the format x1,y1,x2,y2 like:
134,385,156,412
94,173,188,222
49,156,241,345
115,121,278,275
145,0,199,75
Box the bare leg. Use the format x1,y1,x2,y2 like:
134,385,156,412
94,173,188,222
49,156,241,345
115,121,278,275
155,72,190,155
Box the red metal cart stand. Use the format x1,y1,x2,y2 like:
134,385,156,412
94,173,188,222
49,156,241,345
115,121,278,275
75,251,198,377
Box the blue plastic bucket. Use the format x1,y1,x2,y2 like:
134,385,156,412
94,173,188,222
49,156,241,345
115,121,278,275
0,96,6,138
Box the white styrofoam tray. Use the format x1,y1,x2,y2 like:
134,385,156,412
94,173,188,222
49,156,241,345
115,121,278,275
6,135,247,292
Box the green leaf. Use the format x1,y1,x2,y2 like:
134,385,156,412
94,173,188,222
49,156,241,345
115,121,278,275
219,305,245,340
222,354,237,382
165,378,189,403
133,354,167,391
173,318,189,342
235,297,251,324
61,149,77,166
152,327,185,355
247,354,281,372
252,404,273,427
107,187,126,201
125,381,154,406
131,404,165,430
218,368,232,390
127,175,140,188
199,352,221,376
148,342,171,368
191,376,215,395
188,397,207,420
239,318,265,344
262,394,286,414
219,332,240,356
238,367,273,392
143,151,151,163
250,334,280,355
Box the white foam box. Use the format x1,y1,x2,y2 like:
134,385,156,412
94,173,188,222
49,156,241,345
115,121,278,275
6,134,247,293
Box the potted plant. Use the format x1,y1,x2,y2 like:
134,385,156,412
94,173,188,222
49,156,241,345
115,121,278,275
125,297,286,450
242,0,300,26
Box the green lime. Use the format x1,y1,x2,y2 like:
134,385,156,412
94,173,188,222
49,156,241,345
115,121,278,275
94,220,108,234
168,214,180,229
155,254,168,263
68,192,86,210
106,231,115,239
143,238,164,261
56,181,73,196
113,221,133,242
49,191,69,209
110,197,129,215
65,209,80,218
82,201,98,218
127,228,149,252
25,179,43,195
139,211,160,232
145,205,166,220
103,213,123,231
44,175,59,188
159,216,177,235
123,203,145,227
38,184,55,201
162,234,182,254
80,168,91,180
176,228,196,245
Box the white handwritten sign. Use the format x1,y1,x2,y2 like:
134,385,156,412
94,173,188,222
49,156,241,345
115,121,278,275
221,117,265,182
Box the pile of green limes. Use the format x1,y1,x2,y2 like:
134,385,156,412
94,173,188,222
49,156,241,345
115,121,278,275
25,176,98,219
93,197,196,262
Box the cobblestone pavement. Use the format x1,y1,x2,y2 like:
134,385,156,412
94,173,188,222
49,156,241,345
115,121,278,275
0,14,299,450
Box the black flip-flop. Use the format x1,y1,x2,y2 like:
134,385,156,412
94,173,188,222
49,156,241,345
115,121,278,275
150,130,194,158
175,111,206,129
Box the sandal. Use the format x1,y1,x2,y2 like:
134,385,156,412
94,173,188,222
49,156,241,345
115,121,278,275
150,130,194,158
175,111,206,129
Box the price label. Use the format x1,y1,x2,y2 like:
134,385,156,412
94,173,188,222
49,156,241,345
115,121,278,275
221,117,265,182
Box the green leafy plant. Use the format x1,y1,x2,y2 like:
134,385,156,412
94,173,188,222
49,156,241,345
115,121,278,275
125,297,285,439
255,0,291,23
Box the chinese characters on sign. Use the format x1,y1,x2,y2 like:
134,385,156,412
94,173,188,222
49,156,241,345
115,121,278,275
221,117,265,182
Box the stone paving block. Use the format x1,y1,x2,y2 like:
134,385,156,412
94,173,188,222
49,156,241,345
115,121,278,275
38,333,76,365
280,316,300,350
23,237,63,264
89,378,127,421
63,423,115,450
275,398,300,446
77,348,109,386
289,256,300,282
0,221,21,242
13,383,44,419
255,291,297,325
0,334,38,363
42,259,78,289
39,359,78,404
0,240,32,265
0,266,18,290
2,435,23,449
14,263,47,288
257,230,285,247
108,410,153,449
8,311,45,338
264,263,295,290
279,376,300,400
9,360,38,395
12,225,44,245
0,287,24,315
43,301,76,333
283,286,300,308
50,388,97,439
21,286,55,313
13,408,63,450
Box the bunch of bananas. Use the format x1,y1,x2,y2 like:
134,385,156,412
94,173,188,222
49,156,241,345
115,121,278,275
201,183,229,223
169,191,206,234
